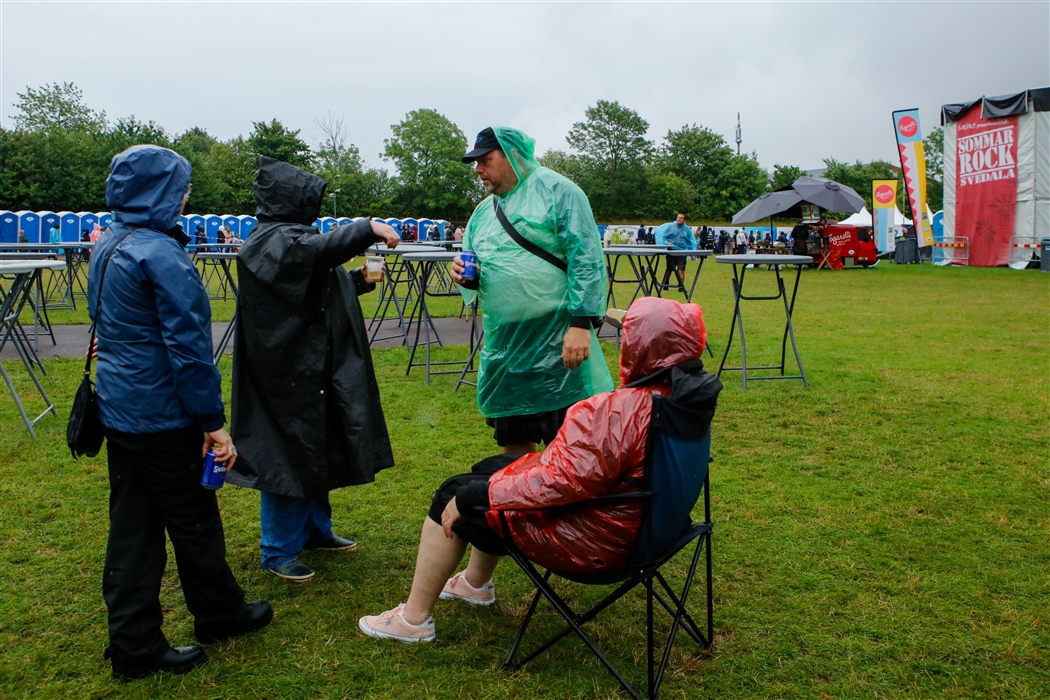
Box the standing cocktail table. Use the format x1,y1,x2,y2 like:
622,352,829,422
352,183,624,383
0,260,64,436
715,254,811,389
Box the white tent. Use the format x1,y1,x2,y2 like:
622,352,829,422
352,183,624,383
839,207,871,226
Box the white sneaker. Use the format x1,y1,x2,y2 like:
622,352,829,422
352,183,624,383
358,604,435,643
439,572,496,606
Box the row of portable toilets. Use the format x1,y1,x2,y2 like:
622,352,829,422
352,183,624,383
0,210,449,244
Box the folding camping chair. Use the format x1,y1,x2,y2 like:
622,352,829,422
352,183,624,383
498,394,714,700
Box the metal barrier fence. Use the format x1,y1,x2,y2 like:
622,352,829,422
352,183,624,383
932,236,969,266
1009,236,1043,269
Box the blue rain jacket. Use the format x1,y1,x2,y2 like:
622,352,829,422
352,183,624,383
653,222,697,251
88,145,225,434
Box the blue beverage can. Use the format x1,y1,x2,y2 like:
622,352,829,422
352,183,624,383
201,449,227,490
460,251,478,281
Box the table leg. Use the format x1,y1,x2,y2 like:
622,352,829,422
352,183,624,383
626,255,647,304
717,265,746,385
455,300,482,392
684,257,715,358
0,272,57,436
778,265,808,387
369,258,411,345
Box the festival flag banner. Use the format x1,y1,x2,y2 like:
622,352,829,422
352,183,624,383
892,109,934,247
871,179,898,251
953,110,1020,266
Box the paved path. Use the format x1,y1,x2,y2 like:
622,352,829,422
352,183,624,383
2,317,479,361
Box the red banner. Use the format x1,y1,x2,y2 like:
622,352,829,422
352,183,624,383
954,110,1019,266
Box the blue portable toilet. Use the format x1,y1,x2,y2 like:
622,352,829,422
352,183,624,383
0,211,17,243
237,215,257,238
58,211,81,241
372,218,386,224
78,212,99,235
16,211,41,242
204,215,223,242
39,212,60,243
319,217,337,233
419,218,439,241
386,218,402,237
97,212,113,228
179,215,189,232
185,214,205,240
932,210,944,240
222,215,240,237
337,217,353,227
437,220,450,240
402,217,419,240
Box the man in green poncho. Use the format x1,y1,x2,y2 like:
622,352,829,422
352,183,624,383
451,127,613,454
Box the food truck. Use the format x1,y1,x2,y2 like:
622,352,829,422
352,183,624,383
798,223,879,269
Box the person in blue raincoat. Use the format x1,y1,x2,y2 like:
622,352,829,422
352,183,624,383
653,213,697,293
89,145,271,680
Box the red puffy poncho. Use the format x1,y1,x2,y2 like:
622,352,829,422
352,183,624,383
485,297,707,574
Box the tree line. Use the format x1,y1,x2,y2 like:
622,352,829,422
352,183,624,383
0,82,943,224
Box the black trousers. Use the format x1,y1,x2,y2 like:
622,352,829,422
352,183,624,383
103,425,244,659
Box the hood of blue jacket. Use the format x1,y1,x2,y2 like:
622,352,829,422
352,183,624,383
106,145,191,231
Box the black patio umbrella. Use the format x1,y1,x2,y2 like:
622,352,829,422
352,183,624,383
790,176,865,214
731,190,804,225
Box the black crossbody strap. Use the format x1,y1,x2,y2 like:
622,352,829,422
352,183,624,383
84,225,138,376
493,198,567,273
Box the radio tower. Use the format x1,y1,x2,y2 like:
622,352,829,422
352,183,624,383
735,113,742,156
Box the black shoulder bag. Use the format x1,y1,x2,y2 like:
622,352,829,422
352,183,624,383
493,199,567,273
67,227,136,458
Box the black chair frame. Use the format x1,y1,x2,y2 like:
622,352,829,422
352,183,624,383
498,402,714,700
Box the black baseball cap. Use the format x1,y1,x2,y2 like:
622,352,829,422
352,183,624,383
461,127,501,162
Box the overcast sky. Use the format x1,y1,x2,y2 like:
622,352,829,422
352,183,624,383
1,1,1047,173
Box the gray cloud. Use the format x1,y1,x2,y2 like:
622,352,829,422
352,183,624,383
2,1,1047,171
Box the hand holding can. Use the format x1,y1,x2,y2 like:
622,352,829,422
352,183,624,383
201,449,227,490
459,251,478,281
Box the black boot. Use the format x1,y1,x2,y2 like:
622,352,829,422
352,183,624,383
194,600,274,644
107,645,208,681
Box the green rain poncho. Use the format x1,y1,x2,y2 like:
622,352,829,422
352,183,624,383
462,127,613,418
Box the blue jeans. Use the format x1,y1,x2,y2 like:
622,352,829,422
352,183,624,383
260,492,335,569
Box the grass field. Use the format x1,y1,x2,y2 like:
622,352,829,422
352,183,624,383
1,262,1048,698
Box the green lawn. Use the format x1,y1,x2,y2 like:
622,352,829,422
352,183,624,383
1,263,1048,698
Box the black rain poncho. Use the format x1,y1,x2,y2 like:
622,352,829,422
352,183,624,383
227,157,394,498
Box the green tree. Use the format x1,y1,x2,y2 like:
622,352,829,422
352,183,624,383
9,81,107,133
174,127,219,156
567,100,652,219
769,164,806,191
712,154,769,221
923,126,944,181
538,149,584,185
822,158,904,216
923,126,944,211
246,119,312,168
645,171,697,220
383,109,481,220
205,137,258,214
656,124,733,218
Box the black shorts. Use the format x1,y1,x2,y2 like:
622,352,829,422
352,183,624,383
485,407,569,447
428,454,522,556
666,256,688,272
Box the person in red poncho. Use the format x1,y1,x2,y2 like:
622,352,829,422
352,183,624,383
359,297,722,644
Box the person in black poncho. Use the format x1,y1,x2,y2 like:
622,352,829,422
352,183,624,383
226,157,400,583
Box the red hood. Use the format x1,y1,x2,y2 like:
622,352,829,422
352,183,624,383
619,297,706,385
